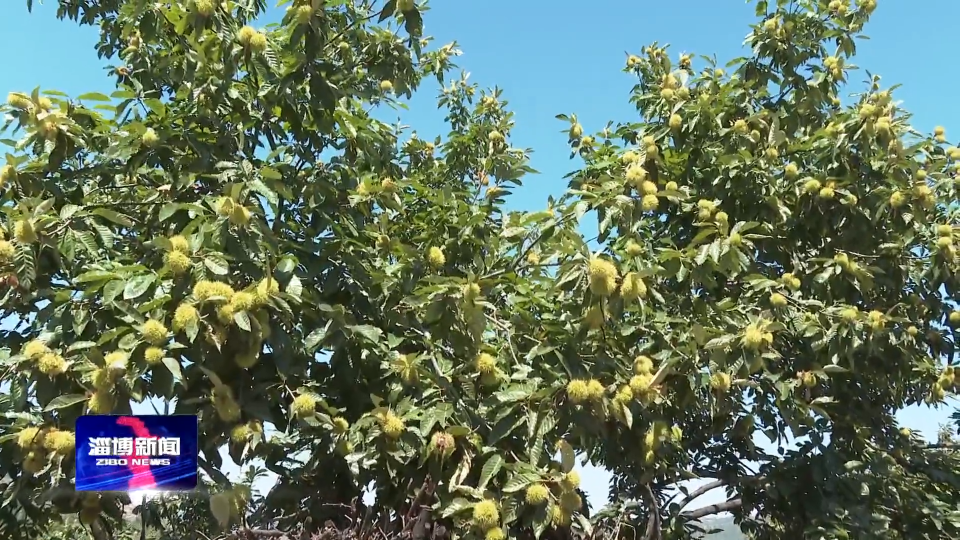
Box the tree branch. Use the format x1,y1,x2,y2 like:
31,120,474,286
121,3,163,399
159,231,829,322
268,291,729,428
676,480,725,511
676,475,765,512
641,483,660,540
226,529,288,540
681,499,742,520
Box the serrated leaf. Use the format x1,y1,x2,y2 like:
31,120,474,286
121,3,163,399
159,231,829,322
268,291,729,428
488,409,524,443
347,325,381,343
705,335,736,349
378,0,397,22
501,497,521,525
75,270,120,284
159,203,180,222
43,394,88,411
502,470,540,493
532,505,551,539
495,383,535,403
163,357,183,381
823,365,849,374
204,256,229,275
557,440,576,473
304,324,329,354
66,341,97,353
123,275,155,300
77,92,112,102
260,167,282,180
93,222,115,248
276,257,297,274
103,280,124,303
440,498,471,519
249,178,279,206
450,452,472,487
574,514,593,536
477,454,503,490
286,275,303,300
60,204,81,220
91,208,134,227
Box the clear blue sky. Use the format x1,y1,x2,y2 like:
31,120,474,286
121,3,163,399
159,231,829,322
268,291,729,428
2,0,958,514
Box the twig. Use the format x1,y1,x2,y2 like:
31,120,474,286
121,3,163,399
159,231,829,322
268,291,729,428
323,10,379,54
227,529,287,540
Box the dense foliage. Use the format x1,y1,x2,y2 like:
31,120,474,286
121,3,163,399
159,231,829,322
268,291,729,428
1,1,959,539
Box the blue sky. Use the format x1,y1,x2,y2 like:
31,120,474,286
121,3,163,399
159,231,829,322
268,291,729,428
3,0,959,516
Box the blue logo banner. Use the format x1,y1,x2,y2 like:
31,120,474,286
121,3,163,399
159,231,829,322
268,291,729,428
75,415,199,492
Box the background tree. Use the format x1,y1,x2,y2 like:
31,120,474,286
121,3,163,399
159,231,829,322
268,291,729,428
1,1,959,540
561,0,960,538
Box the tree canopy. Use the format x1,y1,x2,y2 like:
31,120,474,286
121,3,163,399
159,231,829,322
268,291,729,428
1,1,959,539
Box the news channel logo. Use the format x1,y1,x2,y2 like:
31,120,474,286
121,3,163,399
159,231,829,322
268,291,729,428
75,415,199,492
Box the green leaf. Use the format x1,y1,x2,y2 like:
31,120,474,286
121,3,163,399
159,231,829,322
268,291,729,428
276,257,297,275
60,204,81,220
440,498,471,519
119,331,140,351
159,203,180,222
450,452,472,487
91,208,135,227
495,383,535,403
77,92,112,102
477,454,503,490
502,470,539,493
163,357,183,381
250,179,279,206
185,318,200,343
347,325,382,343
574,514,593,537
286,275,303,300
488,409,524,443
234,311,252,332
43,394,88,412
142,98,166,117
204,256,229,275
420,405,448,436
260,167,282,180
210,494,232,526
123,275,155,300
448,426,472,437
532,504,551,539
103,280,124,303
75,270,120,284
378,0,397,22
501,497,521,525
34,197,55,216
304,324,329,354
66,341,97,353
557,440,576,473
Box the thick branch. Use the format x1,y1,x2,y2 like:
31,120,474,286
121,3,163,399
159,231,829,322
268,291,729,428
676,480,725,511
641,483,661,540
681,499,742,520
